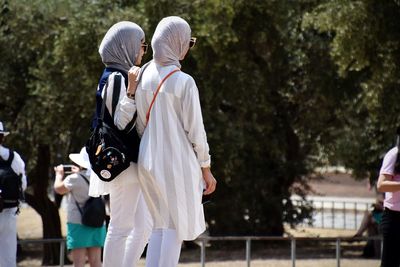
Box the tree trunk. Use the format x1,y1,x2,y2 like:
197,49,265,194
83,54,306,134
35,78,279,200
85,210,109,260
24,144,67,265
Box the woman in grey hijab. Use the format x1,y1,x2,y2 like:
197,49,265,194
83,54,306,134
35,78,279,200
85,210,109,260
89,21,152,267
134,16,217,267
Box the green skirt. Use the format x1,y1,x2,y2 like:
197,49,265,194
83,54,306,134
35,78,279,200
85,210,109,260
66,222,106,250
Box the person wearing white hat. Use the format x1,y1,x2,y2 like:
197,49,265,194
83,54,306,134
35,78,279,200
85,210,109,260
53,147,106,267
0,121,27,267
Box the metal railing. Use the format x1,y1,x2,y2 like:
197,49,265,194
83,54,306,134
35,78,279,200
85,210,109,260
18,238,66,266
18,235,381,267
291,196,375,229
197,235,382,267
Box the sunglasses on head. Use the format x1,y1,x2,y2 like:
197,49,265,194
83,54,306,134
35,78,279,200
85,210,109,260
189,37,197,48
142,42,148,54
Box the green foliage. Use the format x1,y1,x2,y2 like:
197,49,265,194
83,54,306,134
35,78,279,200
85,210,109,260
2,0,397,237
303,0,400,182
142,0,342,234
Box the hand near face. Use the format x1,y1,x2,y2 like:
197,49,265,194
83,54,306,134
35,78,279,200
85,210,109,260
127,66,141,96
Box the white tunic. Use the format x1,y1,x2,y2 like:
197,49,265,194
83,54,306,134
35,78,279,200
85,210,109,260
136,62,211,240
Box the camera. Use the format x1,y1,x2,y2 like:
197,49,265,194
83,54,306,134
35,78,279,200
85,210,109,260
63,164,74,174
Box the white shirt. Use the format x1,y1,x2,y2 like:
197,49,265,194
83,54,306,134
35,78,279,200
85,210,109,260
0,145,27,191
136,62,211,240
379,147,400,211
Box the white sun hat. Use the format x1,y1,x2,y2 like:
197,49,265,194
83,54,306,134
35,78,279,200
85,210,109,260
68,147,90,169
0,121,10,136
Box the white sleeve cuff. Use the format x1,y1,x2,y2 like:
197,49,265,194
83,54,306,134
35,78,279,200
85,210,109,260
199,158,211,168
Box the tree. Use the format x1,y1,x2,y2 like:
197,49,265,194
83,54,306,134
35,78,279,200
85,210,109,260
141,0,355,235
2,0,391,254
0,0,148,264
303,0,400,183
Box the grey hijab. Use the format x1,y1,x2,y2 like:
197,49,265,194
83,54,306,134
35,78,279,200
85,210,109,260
99,21,145,73
151,16,191,68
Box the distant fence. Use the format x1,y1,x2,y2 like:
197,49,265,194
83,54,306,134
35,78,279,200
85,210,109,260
18,235,381,267
18,238,66,266
197,235,382,267
291,195,375,230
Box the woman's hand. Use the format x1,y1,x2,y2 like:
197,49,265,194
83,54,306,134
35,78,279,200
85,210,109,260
202,167,217,195
127,66,141,96
54,165,69,195
54,164,64,177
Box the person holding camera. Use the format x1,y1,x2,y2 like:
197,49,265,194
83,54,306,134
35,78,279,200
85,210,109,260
0,121,27,267
88,21,152,267
54,147,106,267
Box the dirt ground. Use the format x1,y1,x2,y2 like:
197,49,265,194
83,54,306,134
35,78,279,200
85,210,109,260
16,206,380,267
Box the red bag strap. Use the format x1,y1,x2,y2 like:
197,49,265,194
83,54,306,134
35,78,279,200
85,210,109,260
146,68,180,126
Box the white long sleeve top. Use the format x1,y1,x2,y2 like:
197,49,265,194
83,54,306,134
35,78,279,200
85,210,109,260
136,62,211,240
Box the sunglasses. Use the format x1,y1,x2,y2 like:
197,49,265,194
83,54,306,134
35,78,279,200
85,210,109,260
142,42,148,54
189,37,197,48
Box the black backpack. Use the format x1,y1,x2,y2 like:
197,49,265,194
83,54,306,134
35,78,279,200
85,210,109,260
86,64,149,182
72,174,106,228
86,74,134,182
0,150,23,212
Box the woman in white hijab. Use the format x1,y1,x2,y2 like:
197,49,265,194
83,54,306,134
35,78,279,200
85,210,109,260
89,21,152,267
134,16,217,266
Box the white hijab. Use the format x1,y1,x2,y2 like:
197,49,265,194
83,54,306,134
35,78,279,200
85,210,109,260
151,16,191,68
99,21,145,73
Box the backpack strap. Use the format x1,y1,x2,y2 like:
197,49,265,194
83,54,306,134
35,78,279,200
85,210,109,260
72,195,83,216
6,150,14,165
146,68,180,126
78,173,90,185
98,73,122,126
0,149,14,165
71,173,90,216
111,74,122,118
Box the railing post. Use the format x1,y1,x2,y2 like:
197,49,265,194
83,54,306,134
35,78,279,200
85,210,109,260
59,240,65,267
354,202,357,230
336,238,341,267
246,238,251,267
332,201,335,228
321,201,324,228
201,239,206,267
291,238,296,267
343,202,346,229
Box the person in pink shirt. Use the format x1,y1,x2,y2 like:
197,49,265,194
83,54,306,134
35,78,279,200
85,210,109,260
377,145,400,267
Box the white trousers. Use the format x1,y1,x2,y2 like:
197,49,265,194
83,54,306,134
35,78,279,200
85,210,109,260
0,208,17,267
145,229,183,267
103,177,152,267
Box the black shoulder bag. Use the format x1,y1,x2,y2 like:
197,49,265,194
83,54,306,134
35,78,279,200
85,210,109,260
72,174,106,228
